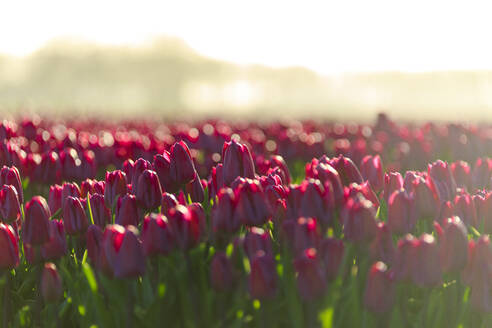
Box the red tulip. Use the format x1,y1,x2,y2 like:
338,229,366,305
364,262,395,313
41,220,67,261
41,263,63,302
0,165,23,203
23,196,51,245
104,170,128,208
435,216,468,273
342,195,378,244
48,184,63,216
370,222,396,265
320,238,344,281
135,169,162,210
0,223,19,269
222,140,255,186
88,193,111,228
63,196,89,235
167,205,201,250
115,194,140,226
234,179,272,227
170,141,197,186
211,188,240,235
387,189,417,234
294,248,326,301
243,227,273,260
383,172,403,202
142,213,174,256
412,234,442,287
360,155,384,192
161,192,178,216
0,185,21,223
248,251,277,299
210,251,235,292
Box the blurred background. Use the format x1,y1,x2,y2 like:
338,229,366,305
1,0,492,121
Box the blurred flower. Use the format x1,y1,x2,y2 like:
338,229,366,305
294,248,326,301
23,196,51,245
364,262,395,313
142,213,174,256
210,251,235,292
41,263,63,303
222,140,255,186
360,155,384,192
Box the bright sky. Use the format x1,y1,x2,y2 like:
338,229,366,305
1,0,492,74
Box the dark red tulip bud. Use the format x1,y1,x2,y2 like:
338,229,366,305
474,192,492,233
63,196,88,235
283,217,320,256
344,181,379,208
393,234,418,281
41,263,63,303
342,195,378,244
188,203,206,241
472,158,492,190
131,158,152,194
329,155,363,186
23,196,51,245
104,170,128,208
364,262,395,313
153,151,175,192
412,234,442,287
161,192,178,216
243,227,273,260
222,140,255,186
0,165,23,204
167,205,201,250
135,169,162,210
370,222,396,265
315,163,344,206
387,189,417,234
0,185,21,223
320,238,344,280
93,181,105,195
211,188,240,235
428,160,456,202
142,213,174,256
80,179,97,196
88,193,111,228
234,179,272,227
103,225,146,278
0,223,19,269
61,182,81,203
294,248,326,301
269,155,291,184
86,224,103,265
170,141,197,186
122,159,135,182
115,194,140,226
383,172,403,202
210,251,235,292
454,193,478,227
451,160,471,190
435,216,468,273
403,171,421,192
248,251,277,299
41,220,67,261
185,176,205,203
412,177,438,219
360,155,384,192
211,164,225,196
48,184,63,216
299,179,335,227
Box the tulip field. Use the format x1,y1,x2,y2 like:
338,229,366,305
2,113,492,327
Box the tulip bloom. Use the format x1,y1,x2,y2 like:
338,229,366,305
222,140,255,186
48,184,63,216
454,193,478,227
320,238,344,280
104,170,128,208
130,158,152,193
412,234,442,287
341,195,378,244
370,222,396,265
210,252,235,292
435,216,468,273
387,189,417,234
88,193,111,228
315,163,344,206
383,172,403,202
23,196,51,245
86,224,104,266
412,176,438,219
364,262,395,313
211,188,240,235
243,227,273,260
185,176,205,203
153,152,175,192
299,179,335,227
161,192,178,216
248,251,277,299
294,248,326,301
428,160,456,202
167,205,201,250
0,185,21,223
234,179,272,227
41,263,63,302
115,194,140,226
451,160,471,190
61,182,81,203
63,196,89,235
282,217,320,256
393,234,418,282
360,155,384,192
41,220,67,261
141,213,174,256
0,223,19,269
329,155,364,186
0,165,23,204
135,169,162,210
170,141,197,186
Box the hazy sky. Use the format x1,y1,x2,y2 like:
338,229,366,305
1,0,491,74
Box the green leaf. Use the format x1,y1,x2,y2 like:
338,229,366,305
86,193,95,225
82,263,98,293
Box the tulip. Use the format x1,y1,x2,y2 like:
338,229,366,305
88,193,111,228
243,227,273,260
222,140,255,186
451,160,471,190
185,176,205,203
315,163,344,206
387,189,417,234
248,251,277,299
170,141,197,186
294,248,326,301
211,188,240,235
135,169,162,210
61,182,81,202
370,222,396,265
104,170,128,208
210,251,235,292
282,217,319,256
0,185,21,223
412,234,442,287
211,163,224,195
41,263,63,302
59,148,80,181
93,181,105,195
33,151,61,184
122,159,135,182
329,155,363,186
403,171,420,192
472,157,492,190
364,262,395,313
412,176,438,219
428,160,456,202
103,225,146,278
269,155,291,184
153,152,175,192
299,179,335,227
393,234,418,282
0,165,23,204
41,220,67,261
63,196,89,235
86,224,103,265
142,213,174,256
115,194,140,226
344,182,379,208
342,195,378,244
80,179,97,196
360,155,384,192
0,223,19,269
454,193,478,227
167,205,201,250
319,238,344,280
48,184,63,216
23,196,51,245
131,158,152,192
161,192,178,216
474,192,492,233
383,172,403,202
435,216,468,273
234,179,272,227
